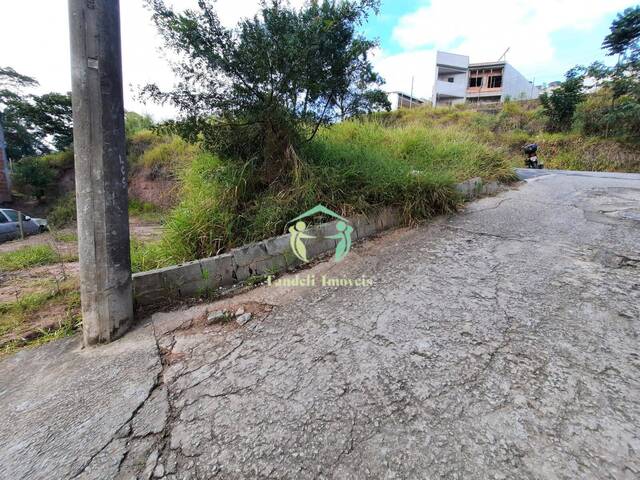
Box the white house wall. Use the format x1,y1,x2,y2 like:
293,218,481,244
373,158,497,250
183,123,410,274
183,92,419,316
502,63,539,101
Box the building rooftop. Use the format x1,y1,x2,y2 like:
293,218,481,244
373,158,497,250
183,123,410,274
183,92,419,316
469,61,506,68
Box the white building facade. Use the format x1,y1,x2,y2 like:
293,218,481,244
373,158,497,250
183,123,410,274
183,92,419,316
386,91,427,110
432,51,539,106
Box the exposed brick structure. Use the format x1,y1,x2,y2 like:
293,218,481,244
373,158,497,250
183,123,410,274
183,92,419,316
0,168,10,203
0,116,11,203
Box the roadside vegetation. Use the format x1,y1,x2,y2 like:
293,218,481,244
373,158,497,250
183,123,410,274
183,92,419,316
383,103,640,173
0,244,76,271
130,117,515,271
0,279,80,355
1,2,639,352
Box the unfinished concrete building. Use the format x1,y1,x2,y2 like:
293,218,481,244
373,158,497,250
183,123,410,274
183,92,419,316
432,51,539,107
386,91,427,110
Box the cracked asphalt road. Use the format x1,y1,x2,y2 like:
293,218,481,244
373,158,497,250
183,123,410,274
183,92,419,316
1,171,639,479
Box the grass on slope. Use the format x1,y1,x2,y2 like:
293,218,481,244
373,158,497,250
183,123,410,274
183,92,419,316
131,117,514,271
383,103,640,173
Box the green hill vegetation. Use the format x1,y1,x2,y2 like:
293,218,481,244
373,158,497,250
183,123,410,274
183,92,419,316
128,97,638,272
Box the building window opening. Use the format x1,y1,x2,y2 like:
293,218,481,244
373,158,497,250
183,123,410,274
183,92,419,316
447,77,454,83
469,77,482,88
488,75,502,88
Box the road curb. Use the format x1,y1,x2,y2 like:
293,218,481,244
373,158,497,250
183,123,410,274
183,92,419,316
132,177,503,307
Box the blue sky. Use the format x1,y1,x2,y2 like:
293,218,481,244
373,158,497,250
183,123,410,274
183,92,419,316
366,0,632,99
2,0,633,117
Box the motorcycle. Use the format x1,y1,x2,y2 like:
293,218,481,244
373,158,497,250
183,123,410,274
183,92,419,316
523,143,543,169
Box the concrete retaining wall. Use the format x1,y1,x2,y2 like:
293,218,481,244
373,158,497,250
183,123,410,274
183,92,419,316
132,178,501,306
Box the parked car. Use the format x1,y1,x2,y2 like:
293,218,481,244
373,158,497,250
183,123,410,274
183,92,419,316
31,217,49,233
0,209,46,243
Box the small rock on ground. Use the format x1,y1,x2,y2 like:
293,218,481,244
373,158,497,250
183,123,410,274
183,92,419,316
235,313,252,326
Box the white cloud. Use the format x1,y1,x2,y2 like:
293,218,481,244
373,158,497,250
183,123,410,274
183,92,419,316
391,0,629,82
376,0,630,100
372,49,436,100
3,0,624,120
2,0,305,120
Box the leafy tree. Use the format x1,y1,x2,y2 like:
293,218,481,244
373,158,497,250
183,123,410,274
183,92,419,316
577,6,640,139
0,67,73,159
602,6,640,57
143,0,387,181
125,111,155,136
1,68,41,159
539,67,585,132
593,6,640,100
11,157,55,201
0,67,38,90
336,83,390,121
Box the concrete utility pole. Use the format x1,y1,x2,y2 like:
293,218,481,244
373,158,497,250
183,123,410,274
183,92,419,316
68,0,133,345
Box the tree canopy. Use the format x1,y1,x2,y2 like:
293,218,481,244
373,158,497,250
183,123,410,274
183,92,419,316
602,6,640,57
0,67,73,160
539,67,586,132
541,6,640,139
144,0,389,180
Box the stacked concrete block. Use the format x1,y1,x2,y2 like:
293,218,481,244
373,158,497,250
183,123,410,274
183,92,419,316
132,211,394,307
133,179,503,307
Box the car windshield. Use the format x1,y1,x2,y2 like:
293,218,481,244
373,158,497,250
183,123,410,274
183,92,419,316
2,210,18,222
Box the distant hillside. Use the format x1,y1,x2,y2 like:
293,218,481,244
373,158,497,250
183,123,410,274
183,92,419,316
377,103,640,174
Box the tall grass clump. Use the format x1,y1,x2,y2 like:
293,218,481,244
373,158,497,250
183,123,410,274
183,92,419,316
0,245,61,271
48,193,77,228
136,116,516,270
307,120,513,184
127,129,166,164
139,136,201,171
137,152,247,266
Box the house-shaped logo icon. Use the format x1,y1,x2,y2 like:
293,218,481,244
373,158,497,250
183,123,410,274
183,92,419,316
287,204,354,263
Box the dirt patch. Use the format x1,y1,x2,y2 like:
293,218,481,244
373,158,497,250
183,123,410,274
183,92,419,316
0,218,162,352
0,218,163,256
0,262,79,304
0,228,78,255
129,217,164,242
129,166,179,209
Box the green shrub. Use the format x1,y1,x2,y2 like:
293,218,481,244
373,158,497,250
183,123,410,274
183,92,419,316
125,112,154,136
40,150,73,171
575,89,640,140
48,193,77,228
127,129,165,164
40,149,74,170
539,68,585,132
11,157,55,200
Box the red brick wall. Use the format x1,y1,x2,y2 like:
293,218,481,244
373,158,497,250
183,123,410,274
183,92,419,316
0,149,10,202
